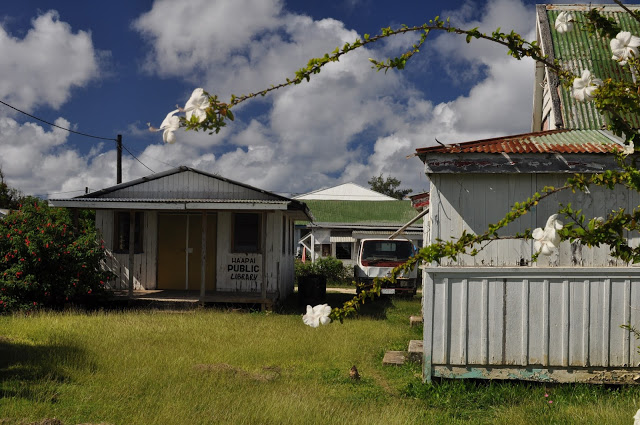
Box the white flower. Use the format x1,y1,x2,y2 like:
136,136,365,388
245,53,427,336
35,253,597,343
302,304,332,328
183,88,208,123
633,408,640,425
555,11,574,34
572,70,603,102
532,214,563,256
148,109,180,144
611,31,640,65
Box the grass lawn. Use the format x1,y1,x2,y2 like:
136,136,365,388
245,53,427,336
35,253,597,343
1,294,640,424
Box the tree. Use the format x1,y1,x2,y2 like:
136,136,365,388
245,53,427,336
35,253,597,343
368,174,412,199
0,168,21,210
150,3,640,322
0,199,110,312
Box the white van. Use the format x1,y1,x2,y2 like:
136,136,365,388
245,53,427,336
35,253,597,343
354,238,418,296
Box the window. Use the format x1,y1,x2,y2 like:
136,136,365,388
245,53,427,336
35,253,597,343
233,213,261,253
114,211,144,253
321,244,331,257
335,242,352,260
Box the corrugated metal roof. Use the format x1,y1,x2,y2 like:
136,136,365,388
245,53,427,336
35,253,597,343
415,129,624,155
303,200,422,225
544,5,640,129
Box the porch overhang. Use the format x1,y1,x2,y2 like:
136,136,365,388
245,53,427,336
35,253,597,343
49,199,291,211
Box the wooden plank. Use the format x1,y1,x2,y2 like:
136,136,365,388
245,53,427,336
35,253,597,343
200,212,207,301
383,351,407,366
261,212,267,311
128,210,135,297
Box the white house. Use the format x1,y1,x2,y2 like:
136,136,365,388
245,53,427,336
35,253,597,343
294,183,422,265
51,166,311,308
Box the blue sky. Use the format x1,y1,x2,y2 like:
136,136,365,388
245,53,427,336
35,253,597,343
0,0,575,198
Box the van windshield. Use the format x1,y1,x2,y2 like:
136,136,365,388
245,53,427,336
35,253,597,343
360,240,414,264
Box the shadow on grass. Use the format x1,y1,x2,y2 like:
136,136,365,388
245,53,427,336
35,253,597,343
278,291,394,320
0,335,92,401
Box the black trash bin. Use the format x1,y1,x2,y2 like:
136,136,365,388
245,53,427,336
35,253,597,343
298,274,327,308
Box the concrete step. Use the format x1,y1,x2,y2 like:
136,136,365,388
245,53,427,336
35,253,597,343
408,340,423,363
383,340,423,366
409,315,423,327
382,351,407,366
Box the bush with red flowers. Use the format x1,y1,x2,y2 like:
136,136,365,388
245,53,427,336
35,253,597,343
0,198,110,312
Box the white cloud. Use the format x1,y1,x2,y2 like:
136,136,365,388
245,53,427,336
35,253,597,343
0,10,101,111
1,0,542,199
131,0,539,195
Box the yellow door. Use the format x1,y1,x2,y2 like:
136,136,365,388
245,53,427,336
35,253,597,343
157,213,216,290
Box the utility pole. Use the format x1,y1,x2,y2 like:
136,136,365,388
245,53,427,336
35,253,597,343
116,134,122,184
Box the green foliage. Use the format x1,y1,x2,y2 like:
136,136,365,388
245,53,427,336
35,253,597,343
368,173,412,199
295,256,353,284
0,200,110,312
0,167,22,210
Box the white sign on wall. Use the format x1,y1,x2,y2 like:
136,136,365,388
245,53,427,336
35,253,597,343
226,253,262,285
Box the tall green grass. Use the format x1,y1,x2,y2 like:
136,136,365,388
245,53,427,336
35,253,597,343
1,296,640,424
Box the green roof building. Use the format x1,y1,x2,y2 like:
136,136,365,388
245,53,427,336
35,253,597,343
294,185,423,264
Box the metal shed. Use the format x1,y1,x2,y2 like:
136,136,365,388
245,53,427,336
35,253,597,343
416,130,640,384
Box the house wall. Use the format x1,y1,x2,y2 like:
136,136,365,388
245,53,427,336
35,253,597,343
96,210,158,290
97,208,297,298
423,267,640,383
428,173,640,268
423,172,640,383
215,211,295,299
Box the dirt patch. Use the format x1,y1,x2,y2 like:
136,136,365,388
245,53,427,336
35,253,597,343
28,420,63,425
194,363,281,382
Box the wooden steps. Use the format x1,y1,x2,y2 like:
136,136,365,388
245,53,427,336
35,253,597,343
382,340,423,366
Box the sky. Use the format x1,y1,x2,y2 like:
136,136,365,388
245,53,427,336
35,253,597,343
0,0,601,199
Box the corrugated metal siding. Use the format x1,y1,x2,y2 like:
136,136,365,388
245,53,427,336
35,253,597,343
429,173,640,267
546,7,640,129
424,268,640,379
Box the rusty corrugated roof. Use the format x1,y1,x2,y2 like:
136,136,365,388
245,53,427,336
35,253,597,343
415,129,624,155
544,5,640,129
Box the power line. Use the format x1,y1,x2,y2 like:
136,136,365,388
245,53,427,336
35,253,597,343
0,98,156,174
0,99,117,141
121,143,155,174
133,149,178,169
